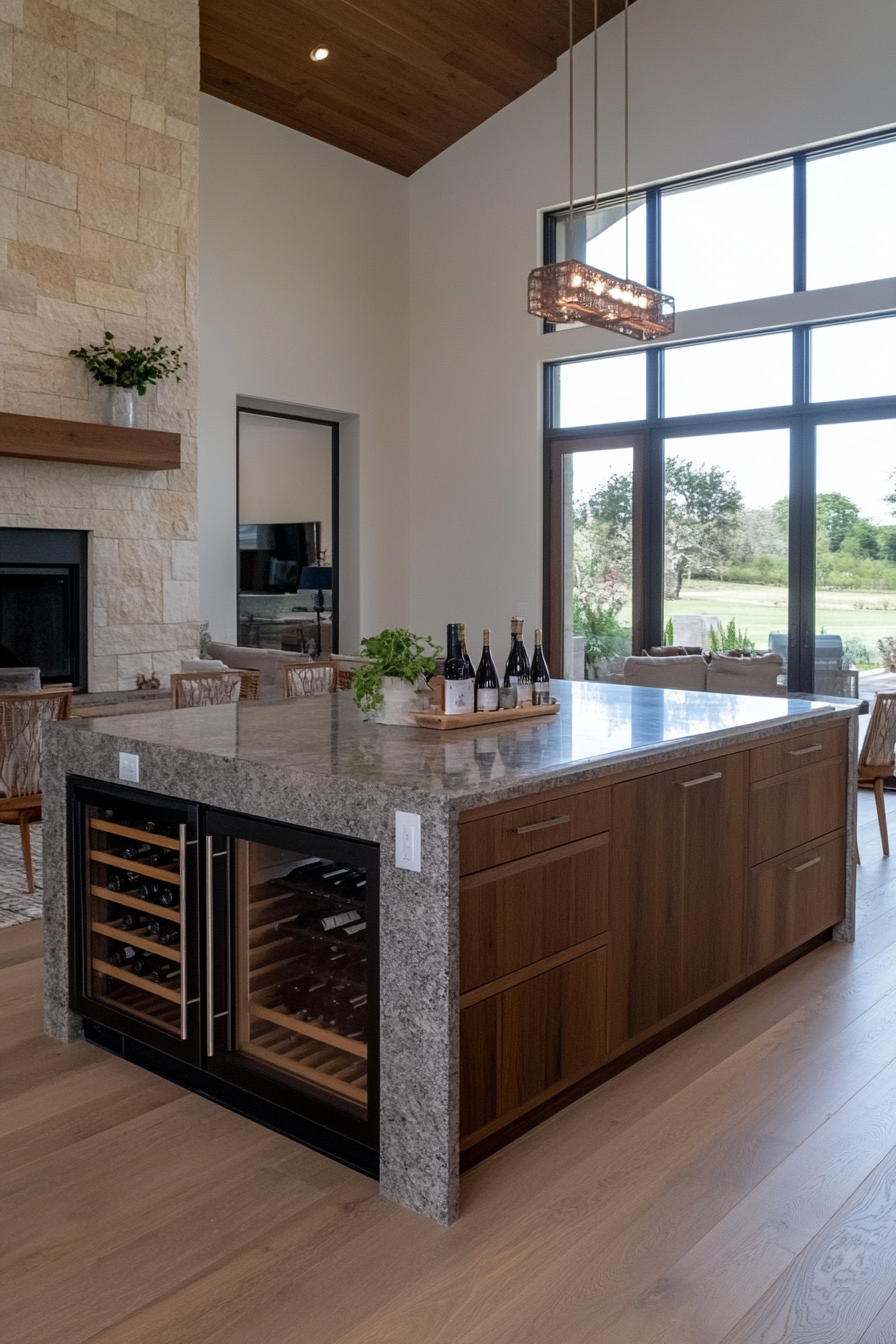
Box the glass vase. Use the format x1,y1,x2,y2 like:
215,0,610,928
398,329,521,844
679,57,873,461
108,387,135,428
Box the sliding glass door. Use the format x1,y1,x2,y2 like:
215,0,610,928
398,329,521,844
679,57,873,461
662,428,790,673
548,435,644,680
815,419,896,698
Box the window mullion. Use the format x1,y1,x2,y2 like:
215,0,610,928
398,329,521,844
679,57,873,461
793,154,806,294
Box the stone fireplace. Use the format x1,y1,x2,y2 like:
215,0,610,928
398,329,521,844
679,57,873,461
0,0,200,692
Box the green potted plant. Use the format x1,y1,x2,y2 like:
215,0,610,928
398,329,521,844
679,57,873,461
351,628,440,725
69,331,185,428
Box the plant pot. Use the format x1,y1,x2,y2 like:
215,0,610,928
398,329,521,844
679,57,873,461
108,386,136,428
366,675,426,726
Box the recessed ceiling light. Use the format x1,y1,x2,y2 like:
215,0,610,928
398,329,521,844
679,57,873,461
310,45,329,61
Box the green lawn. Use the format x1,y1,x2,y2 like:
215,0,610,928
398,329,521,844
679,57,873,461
668,582,896,663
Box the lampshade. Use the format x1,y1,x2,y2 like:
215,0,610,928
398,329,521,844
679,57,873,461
298,566,333,590
528,259,674,341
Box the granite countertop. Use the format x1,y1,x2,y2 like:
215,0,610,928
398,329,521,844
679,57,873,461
60,679,855,804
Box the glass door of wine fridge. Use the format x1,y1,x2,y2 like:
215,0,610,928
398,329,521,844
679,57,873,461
68,779,201,1064
204,811,379,1156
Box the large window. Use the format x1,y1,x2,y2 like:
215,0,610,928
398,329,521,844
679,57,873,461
545,131,896,313
546,317,896,693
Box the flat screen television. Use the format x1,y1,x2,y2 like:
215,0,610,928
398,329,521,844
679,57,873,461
239,522,321,594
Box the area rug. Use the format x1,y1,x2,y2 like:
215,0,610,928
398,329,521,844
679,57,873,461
0,823,43,927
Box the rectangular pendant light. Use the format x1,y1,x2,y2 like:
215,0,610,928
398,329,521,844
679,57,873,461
528,259,675,341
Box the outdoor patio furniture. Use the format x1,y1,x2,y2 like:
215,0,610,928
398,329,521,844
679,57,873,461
857,691,896,858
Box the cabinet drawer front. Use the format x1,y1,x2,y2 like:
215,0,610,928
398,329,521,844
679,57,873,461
499,946,608,1116
459,788,609,875
746,832,845,969
750,722,846,782
460,834,609,993
460,945,609,1142
749,756,847,864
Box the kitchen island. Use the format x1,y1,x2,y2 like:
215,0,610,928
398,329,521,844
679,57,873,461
42,680,858,1223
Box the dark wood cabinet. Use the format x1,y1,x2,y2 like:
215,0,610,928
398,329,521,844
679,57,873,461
459,721,850,1165
460,944,609,1146
746,831,846,970
460,833,609,993
609,751,748,1048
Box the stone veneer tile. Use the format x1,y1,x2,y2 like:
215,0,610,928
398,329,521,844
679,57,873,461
0,0,198,689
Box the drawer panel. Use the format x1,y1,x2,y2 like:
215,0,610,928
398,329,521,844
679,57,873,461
459,788,609,875
459,944,608,1142
460,834,609,993
749,755,847,864
746,831,845,970
750,722,847,783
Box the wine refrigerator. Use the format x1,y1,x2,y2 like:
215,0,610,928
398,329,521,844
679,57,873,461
68,779,380,1174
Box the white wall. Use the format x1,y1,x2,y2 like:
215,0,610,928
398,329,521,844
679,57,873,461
238,415,333,563
198,96,409,649
407,0,896,652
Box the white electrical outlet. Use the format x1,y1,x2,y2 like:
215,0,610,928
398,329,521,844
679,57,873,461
118,751,140,783
395,810,421,871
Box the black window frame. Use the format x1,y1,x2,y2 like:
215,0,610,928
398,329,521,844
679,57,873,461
544,314,896,690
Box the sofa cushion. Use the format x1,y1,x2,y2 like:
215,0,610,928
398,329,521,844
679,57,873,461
623,655,707,691
705,652,783,696
0,667,41,693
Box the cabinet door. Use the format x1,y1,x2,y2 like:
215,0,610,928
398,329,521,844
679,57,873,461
749,756,847,864
609,751,747,1049
459,833,609,993
459,945,608,1145
746,831,845,969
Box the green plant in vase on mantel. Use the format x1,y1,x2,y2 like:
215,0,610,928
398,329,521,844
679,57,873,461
69,331,185,429
351,628,440,725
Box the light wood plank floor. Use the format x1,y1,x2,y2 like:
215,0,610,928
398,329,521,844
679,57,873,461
3,791,896,1344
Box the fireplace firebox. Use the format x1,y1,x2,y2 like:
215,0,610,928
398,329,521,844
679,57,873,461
0,529,88,690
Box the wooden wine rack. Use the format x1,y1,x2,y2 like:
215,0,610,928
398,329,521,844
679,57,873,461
91,920,182,962
87,813,185,1039
91,957,181,1003
238,866,369,1108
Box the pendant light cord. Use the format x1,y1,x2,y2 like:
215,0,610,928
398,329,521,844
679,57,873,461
593,0,598,214
568,0,575,248
624,0,630,279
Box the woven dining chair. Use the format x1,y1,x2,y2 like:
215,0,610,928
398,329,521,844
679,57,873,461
170,669,243,709
283,662,336,698
857,691,896,858
0,687,72,892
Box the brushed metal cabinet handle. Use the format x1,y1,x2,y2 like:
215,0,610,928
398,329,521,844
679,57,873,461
787,744,823,756
790,855,822,873
515,814,571,835
179,823,188,1041
680,772,722,788
205,836,215,1056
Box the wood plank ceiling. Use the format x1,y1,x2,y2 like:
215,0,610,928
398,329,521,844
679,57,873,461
200,1,634,177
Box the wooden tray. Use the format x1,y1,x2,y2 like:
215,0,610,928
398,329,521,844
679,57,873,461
409,698,560,731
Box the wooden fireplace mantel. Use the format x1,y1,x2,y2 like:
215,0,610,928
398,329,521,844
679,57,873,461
0,411,181,471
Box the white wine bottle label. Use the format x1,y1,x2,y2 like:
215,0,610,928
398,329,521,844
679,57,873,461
510,678,533,706
475,688,499,712
444,678,475,714
345,921,367,935
321,910,362,932
532,684,551,706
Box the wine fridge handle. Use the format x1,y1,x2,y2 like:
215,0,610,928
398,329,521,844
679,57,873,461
205,836,215,1056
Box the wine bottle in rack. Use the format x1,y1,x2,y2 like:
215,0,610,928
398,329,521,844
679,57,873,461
474,629,500,712
145,959,179,984
531,629,551,705
105,870,142,893
504,617,532,706
137,880,178,907
146,918,180,946
107,944,138,968
108,842,162,865
444,623,475,715
118,909,150,932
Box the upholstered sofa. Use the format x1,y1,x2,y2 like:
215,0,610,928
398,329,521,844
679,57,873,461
623,651,784,696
